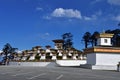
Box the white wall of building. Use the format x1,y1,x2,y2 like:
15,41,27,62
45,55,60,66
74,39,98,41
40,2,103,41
46,49,51,53
9,62,57,67
97,38,112,46
96,53,120,65
52,56,56,60
56,60,86,66
29,56,35,60
9,60,87,67
40,56,46,60
62,55,67,59
87,53,96,65
87,53,120,65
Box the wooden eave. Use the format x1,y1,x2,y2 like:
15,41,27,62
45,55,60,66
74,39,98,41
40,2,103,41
84,46,120,54
96,33,114,38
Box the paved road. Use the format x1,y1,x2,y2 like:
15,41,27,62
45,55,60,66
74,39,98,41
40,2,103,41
0,66,119,80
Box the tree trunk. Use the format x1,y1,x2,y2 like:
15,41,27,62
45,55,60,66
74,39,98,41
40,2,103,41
85,42,87,48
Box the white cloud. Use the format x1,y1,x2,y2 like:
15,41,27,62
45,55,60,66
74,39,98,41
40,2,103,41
43,16,51,20
91,0,103,4
83,10,102,21
51,8,82,19
84,16,92,21
37,33,57,42
36,7,43,11
45,33,50,36
44,8,102,21
107,0,120,6
39,33,50,40
113,15,120,21
83,15,97,21
91,0,120,6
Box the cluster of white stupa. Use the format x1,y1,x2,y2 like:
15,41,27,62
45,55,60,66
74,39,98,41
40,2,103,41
12,39,86,61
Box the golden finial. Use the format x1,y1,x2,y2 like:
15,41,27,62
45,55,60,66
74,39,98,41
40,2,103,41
102,29,105,33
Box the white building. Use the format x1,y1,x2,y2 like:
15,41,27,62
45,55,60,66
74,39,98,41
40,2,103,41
84,32,120,70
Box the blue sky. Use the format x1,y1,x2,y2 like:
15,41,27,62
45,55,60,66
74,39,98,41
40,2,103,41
0,0,120,51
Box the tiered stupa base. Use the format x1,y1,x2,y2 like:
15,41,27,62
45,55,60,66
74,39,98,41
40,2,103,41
83,46,120,70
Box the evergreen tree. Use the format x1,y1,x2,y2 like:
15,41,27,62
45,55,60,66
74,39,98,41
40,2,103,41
91,31,99,47
2,43,18,65
82,32,91,48
105,29,120,47
62,33,73,50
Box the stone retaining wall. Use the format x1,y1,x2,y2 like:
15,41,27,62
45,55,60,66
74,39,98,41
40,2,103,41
9,60,87,67
9,62,57,68
56,60,86,66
